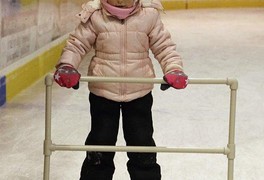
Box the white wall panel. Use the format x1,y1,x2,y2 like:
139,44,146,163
0,0,85,71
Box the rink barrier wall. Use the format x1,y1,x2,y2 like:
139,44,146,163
0,35,67,107
5,43,65,102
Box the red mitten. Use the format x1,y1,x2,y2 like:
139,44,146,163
161,70,188,90
54,64,81,89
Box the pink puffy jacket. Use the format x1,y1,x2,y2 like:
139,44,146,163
58,0,184,102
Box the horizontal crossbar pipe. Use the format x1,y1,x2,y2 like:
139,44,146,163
80,76,229,85
50,144,230,155
46,74,238,89
80,76,166,84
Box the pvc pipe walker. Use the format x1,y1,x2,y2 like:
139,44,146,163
43,74,238,180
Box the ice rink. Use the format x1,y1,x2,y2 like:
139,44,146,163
1,8,264,180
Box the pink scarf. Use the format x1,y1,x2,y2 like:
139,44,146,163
101,0,137,20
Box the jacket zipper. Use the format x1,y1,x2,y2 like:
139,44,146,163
120,19,127,98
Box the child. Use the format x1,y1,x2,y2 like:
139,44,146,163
54,0,188,179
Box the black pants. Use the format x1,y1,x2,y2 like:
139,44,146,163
80,92,161,180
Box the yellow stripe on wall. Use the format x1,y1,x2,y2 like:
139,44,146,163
189,0,264,9
162,1,187,10
162,0,264,9
38,42,66,76
5,42,65,101
6,57,39,101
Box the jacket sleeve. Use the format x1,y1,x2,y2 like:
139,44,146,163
148,9,183,74
57,18,97,69
56,1,101,68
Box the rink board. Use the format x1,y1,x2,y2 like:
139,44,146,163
5,41,66,102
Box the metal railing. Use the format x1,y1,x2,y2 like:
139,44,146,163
43,74,238,180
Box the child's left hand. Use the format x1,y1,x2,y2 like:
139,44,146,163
161,70,188,90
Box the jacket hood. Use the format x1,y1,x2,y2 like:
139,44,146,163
76,0,163,23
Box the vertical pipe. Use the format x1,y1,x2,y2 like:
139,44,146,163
43,155,50,180
228,160,234,180
227,79,238,180
43,75,53,180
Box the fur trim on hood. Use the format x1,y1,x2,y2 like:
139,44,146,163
76,0,163,23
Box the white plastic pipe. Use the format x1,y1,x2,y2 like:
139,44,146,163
43,74,238,180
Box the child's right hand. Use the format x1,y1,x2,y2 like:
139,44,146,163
54,64,81,89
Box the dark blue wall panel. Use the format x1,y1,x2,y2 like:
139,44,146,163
0,76,6,107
